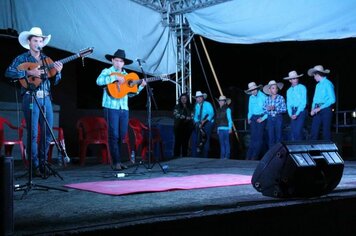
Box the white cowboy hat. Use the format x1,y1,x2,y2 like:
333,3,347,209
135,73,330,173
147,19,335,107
307,65,330,76
244,82,263,94
216,95,232,105
193,91,207,99
18,27,51,50
263,80,284,95
283,70,303,80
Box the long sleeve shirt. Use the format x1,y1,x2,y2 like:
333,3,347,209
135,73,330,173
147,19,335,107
96,66,144,110
193,101,214,123
247,91,267,121
216,107,233,131
312,77,335,110
263,94,287,117
5,51,61,94
286,83,307,116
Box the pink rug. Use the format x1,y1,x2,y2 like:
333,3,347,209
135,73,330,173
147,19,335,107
64,174,252,196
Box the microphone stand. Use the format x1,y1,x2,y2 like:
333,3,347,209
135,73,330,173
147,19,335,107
14,49,68,198
134,59,166,173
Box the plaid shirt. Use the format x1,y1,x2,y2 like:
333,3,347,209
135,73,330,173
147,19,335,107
263,94,287,117
96,66,144,110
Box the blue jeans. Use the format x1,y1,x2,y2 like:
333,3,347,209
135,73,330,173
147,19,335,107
23,94,53,168
218,129,230,159
246,115,266,160
191,121,213,158
104,108,129,165
267,114,283,149
310,107,333,141
290,109,307,141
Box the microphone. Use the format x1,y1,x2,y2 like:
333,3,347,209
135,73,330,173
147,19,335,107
136,58,146,64
64,155,71,164
36,46,42,51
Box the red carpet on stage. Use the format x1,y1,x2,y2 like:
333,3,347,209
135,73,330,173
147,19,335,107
64,174,252,196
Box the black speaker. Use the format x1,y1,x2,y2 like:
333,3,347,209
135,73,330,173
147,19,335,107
0,156,14,235
252,141,344,198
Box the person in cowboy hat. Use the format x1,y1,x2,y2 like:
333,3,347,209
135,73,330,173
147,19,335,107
96,49,146,170
215,95,233,159
244,82,267,160
283,70,307,140
5,27,64,177
173,93,194,157
263,80,287,149
308,65,335,141
191,90,214,158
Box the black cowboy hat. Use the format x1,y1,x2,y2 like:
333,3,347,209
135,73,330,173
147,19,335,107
105,49,133,65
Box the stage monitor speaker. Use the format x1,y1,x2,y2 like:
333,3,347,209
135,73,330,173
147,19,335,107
0,156,14,235
252,141,344,198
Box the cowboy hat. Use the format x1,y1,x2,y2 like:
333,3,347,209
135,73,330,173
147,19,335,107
18,27,51,50
216,95,231,105
307,65,330,76
283,70,303,80
244,82,263,94
263,80,284,95
105,49,133,65
193,91,207,99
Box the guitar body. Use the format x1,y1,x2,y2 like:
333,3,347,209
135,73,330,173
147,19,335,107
107,72,140,99
17,59,56,88
16,47,94,89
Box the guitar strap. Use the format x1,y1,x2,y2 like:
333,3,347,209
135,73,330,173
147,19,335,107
198,102,204,121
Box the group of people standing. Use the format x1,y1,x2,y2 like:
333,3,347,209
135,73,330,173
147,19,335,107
246,66,336,160
5,26,336,175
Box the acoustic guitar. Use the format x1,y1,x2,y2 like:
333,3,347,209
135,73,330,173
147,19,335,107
107,72,169,99
17,47,94,88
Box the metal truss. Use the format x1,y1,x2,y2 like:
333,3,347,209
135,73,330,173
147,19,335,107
131,0,231,101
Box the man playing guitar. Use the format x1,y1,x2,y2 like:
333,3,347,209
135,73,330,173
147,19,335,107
96,49,146,171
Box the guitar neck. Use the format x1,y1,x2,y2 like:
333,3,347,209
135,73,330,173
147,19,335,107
47,54,80,69
132,76,163,85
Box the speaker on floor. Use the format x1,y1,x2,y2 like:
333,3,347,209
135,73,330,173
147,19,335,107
0,156,14,235
252,141,344,198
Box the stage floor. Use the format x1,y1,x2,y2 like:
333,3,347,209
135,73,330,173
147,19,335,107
11,157,356,235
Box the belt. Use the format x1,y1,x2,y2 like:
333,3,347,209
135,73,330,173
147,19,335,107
26,90,50,98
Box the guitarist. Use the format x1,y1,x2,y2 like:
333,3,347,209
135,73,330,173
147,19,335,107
96,49,146,171
5,27,63,177
191,91,214,158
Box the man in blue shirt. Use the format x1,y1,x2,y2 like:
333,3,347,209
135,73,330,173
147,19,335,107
96,49,146,170
283,70,307,140
245,82,267,160
5,27,63,177
308,65,335,141
191,91,214,157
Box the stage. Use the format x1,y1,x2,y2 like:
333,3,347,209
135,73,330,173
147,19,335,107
10,157,356,235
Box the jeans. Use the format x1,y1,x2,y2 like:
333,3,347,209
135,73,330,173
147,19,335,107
104,108,129,164
267,114,283,149
23,94,53,168
218,129,230,159
290,109,307,141
191,121,213,158
310,107,333,141
246,115,266,160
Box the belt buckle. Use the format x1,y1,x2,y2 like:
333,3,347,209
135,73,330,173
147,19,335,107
36,90,45,98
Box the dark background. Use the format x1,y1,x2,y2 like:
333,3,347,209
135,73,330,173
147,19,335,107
1,31,356,158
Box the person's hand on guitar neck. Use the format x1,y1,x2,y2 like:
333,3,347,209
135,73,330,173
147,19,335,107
140,79,147,88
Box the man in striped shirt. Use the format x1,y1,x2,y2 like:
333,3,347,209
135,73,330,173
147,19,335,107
96,49,146,170
308,65,335,141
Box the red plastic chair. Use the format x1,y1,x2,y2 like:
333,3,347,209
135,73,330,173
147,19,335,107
0,117,27,167
126,118,164,161
21,118,67,166
76,116,111,165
